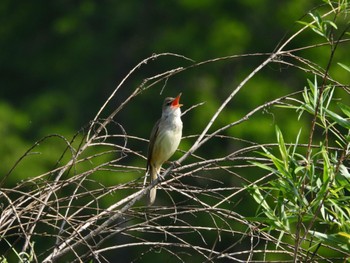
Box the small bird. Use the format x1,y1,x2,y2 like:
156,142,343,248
147,94,183,205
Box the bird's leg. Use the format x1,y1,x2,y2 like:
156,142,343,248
143,170,149,187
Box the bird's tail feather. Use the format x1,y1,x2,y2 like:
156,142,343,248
148,166,159,206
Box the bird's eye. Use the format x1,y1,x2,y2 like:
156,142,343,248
166,101,172,106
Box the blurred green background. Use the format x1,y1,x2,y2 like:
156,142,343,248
1,0,350,261
0,0,322,180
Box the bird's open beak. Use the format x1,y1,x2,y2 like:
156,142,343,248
171,93,183,108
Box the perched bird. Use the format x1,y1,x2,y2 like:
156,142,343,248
147,94,183,205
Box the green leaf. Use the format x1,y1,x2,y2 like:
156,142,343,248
307,77,318,108
326,20,338,30
250,161,278,174
308,12,328,38
338,63,350,73
339,164,350,179
339,232,350,239
249,187,287,231
324,85,335,111
291,128,302,158
338,102,350,118
275,126,289,168
326,109,350,129
311,231,350,252
321,145,332,182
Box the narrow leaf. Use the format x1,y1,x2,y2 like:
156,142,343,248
326,109,350,130
338,102,350,118
338,62,350,73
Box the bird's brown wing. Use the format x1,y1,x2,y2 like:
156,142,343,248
146,118,161,173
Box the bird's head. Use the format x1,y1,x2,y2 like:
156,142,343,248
162,93,183,117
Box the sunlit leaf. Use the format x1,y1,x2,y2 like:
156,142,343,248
311,231,350,252
326,109,350,129
338,62,350,72
339,164,350,179
275,126,289,168
339,232,350,240
338,102,350,118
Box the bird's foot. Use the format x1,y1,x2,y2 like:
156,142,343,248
157,173,165,181
170,161,181,167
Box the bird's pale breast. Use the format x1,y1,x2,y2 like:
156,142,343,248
151,117,182,167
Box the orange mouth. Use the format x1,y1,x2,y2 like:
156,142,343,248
171,93,183,108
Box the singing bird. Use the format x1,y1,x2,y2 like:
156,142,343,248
147,94,183,205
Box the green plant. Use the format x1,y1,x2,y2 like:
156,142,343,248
249,60,350,262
